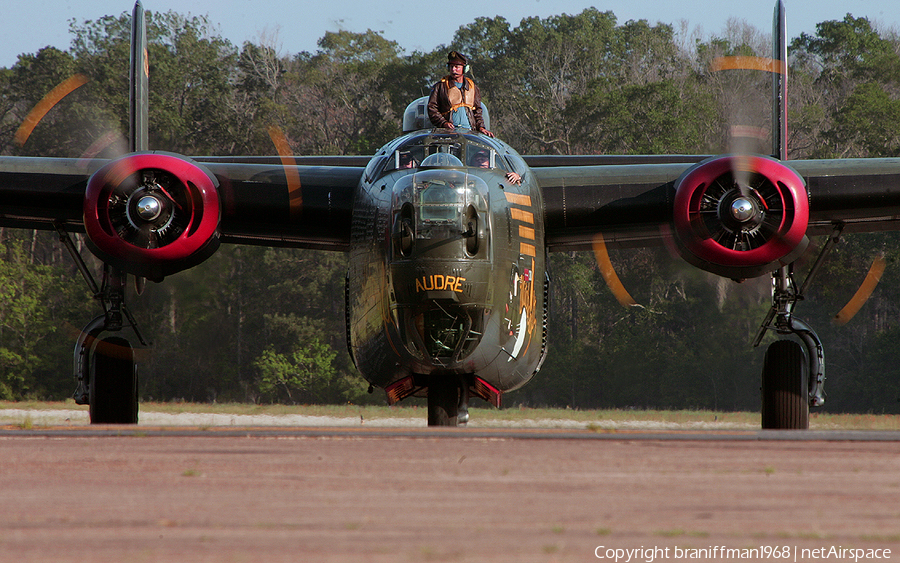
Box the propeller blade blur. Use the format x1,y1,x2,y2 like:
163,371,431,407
14,74,89,146
833,255,886,325
592,232,638,308
267,124,302,219
710,56,785,74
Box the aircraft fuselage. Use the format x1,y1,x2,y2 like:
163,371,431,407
346,130,547,405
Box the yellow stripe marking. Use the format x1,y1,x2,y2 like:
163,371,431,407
504,192,532,206
518,226,535,240
510,208,534,224
519,242,536,257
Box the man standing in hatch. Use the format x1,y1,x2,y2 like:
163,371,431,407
428,51,494,137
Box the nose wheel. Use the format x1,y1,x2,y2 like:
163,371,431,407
427,377,469,427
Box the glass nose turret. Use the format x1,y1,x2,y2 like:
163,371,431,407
387,161,492,366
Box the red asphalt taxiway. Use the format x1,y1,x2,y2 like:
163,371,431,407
2,426,899,562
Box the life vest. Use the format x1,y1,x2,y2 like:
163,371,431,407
441,77,476,117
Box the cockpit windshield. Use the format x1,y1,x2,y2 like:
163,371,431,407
382,133,508,174
467,148,494,169
390,165,490,260
417,172,466,223
421,153,463,169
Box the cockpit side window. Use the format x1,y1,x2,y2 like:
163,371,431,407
503,152,527,178
384,143,426,172
364,154,389,182
465,143,508,172
468,148,493,169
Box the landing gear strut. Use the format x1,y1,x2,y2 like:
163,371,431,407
60,225,146,424
426,376,469,427
753,227,840,429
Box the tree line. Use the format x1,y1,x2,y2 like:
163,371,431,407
1,8,899,412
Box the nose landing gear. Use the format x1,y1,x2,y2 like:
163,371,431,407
427,376,470,427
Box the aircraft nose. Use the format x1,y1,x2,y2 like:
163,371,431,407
401,302,486,364
389,260,494,367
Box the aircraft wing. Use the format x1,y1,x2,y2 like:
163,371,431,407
198,160,362,251
532,155,900,262
0,157,93,229
791,158,900,235
0,155,363,252
536,162,690,252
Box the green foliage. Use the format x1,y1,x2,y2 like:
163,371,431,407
277,29,404,155
827,83,900,157
511,249,768,411
790,15,900,158
792,15,896,79
4,47,115,157
255,326,337,404
0,234,92,399
145,12,240,154
569,79,716,154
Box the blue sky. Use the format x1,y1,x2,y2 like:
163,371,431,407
1,0,896,68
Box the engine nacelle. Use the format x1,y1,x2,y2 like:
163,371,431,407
83,153,221,282
672,155,809,280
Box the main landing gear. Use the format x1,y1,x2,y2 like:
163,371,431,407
59,225,145,424
753,229,840,429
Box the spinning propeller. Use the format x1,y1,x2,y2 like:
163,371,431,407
593,46,882,324
592,233,638,308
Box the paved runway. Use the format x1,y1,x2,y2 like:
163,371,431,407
2,426,900,562
5,425,900,440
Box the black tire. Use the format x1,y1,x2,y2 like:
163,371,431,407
427,380,459,427
89,336,138,424
761,339,809,430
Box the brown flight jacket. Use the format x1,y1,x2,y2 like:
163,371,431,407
427,76,486,131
